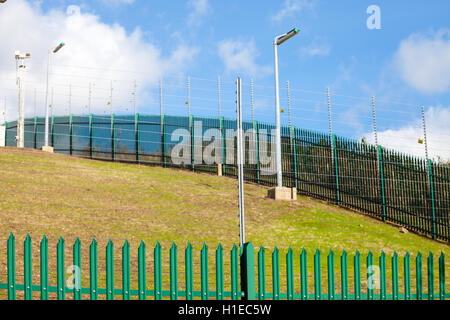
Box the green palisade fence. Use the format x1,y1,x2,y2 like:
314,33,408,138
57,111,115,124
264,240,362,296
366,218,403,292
1,234,448,300
3,114,450,242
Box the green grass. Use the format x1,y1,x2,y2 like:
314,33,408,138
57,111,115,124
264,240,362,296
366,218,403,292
0,147,448,300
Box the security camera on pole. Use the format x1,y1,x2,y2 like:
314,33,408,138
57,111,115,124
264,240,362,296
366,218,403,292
15,50,31,148
268,28,300,201
43,42,65,153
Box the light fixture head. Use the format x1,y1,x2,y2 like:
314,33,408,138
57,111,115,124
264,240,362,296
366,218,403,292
276,27,301,45
53,43,65,53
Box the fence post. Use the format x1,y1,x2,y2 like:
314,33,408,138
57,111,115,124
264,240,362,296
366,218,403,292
73,238,81,300
89,238,98,300
122,240,131,300
404,252,411,300
416,252,423,300
106,239,114,300
51,115,55,148
7,233,15,300
332,135,340,205
185,243,193,300
254,121,260,183
40,235,49,300
4,121,7,146
170,243,178,300
428,252,434,300
221,117,226,175
290,126,298,190
56,237,65,300
240,242,256,300
427,160,437,240
354,250,361,300
89,114,93,159
154,242,162,300
378,146,387,221
111,113,115,162
439,252,445,300
300,248,308,300
69,114,73,156
328,249,335,300
161,114,166,167
216,244,224,300
34,116,38,149
314,249,322,300
138,241,146,300
201,243,209,300
286,248,294,300
272,247,280,300
135,113,140,164
258,246,266,300
190,115,194,171
24,236,33,300
231,244,239,300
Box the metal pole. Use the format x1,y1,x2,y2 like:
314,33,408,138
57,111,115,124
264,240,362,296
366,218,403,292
159,78,163,121
373,96,386,219
50,87,54,119
44,50,50,147
187,76,191,119
110,80,113,117
251,78,254,124
218,76,221,120
327,88,333,140
372,96,378,147
287,81,292,128
68,84,72,116
88,83,92,115
274,42,282,187
422,106,437,239
16,60,27,148
422,106,429,162
34,89,37,119
236,77,245,247
133,80,137,130
218,76,223,165
2,97,5,124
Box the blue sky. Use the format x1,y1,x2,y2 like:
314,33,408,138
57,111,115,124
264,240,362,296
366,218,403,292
0,0,449,159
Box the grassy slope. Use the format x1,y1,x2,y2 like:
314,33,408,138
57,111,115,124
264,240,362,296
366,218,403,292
0,147,448,299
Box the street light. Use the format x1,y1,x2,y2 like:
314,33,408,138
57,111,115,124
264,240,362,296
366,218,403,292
15,51,31,148
273,28,300,187
44,43,65,148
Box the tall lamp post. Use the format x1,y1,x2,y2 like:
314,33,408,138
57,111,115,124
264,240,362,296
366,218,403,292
44,43,65,148
15,51,31,148
273,28,300,187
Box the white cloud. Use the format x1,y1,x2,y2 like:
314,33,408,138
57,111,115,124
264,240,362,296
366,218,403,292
362,106,450,162
99,0,135,4
187,0,210,27
271,0,315,23
217,39,271,78
394,29,450,94
300,40,331,57
0,0,198,121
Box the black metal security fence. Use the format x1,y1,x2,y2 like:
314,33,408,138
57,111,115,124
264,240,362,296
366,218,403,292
3,114,449,242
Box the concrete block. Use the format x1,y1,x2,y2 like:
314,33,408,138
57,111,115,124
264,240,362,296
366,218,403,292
268,187,297,201
41,146,54,153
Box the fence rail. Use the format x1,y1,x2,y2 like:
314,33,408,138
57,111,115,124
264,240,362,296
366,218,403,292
1,234,448,300
3,114,450,242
